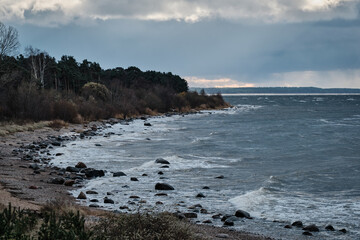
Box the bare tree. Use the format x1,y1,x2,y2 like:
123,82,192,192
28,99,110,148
25,46,49,88
0,22,20,58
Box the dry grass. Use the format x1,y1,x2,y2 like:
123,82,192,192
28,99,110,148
48,119,68,129
0,121,51,136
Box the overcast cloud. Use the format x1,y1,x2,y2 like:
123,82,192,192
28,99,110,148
1,0,360,88
1,0,360,25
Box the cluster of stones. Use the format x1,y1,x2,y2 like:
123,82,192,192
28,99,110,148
283,220,347,237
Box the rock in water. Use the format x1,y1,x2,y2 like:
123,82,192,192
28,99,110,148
113,171,127,177
303,224,319,232
235,210,251,219
130,177,139,181
104,198,114,204
77,192,87,199
86,190,98,194
339,228,347,233
183,213,198,218
144,123,152,126
292,221,303,227
303,232,313,236
84,169,105,178
196,193,206,198
224,219,234,226
75,162,87,168
155,158,170,164
325,225,335,231
155,183,174,190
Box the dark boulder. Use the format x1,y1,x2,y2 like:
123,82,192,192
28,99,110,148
221,214,233,222
86,190,98,194
303,224,319,232
75,162,87,168
104,198,114,204
48,177,65,184
203,186,210,189
284,225,292,229
144,123,152,126
325,225,335,231
196,193,206,198
224,219,234,226
51,141,61,146
113,171,127,177
64,180,75,186
203,220,212,224
212,214,222,219
184,212,198,218
155,183,174,190
130,177,139,181
160,165,169,168
155,158,170,164
235,210,251,219
339,228,347,233
77,192,87,199
303,232,313,236
215,175,224,179
292,221,303,227
84,169,105,178
66,166,80,173
200,209,208,214
90,199,99,202
155,193,168,196
158,171,164,175
89,204,99,208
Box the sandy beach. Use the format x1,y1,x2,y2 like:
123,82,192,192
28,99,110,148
0,121,272,240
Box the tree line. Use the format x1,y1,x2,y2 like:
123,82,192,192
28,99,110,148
0,22,228,123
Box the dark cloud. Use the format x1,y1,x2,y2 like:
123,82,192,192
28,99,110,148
3,0,360,87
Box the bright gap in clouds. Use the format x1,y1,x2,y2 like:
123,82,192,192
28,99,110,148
186,69,360,88
185,76,255,88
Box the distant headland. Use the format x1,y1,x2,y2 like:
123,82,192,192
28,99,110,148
191,87,360,95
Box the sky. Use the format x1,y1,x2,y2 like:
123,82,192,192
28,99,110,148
1,0,360,88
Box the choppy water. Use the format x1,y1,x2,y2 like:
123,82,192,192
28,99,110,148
50,95,360,239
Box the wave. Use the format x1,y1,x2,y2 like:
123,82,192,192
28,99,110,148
127,155,228,173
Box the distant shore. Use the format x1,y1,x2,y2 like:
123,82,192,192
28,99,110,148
0,115,272,240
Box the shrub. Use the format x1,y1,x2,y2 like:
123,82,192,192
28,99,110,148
52,100,78,122
81,82,111,102
0,203,38,239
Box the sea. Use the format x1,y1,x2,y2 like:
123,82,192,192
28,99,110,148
50,94,360,240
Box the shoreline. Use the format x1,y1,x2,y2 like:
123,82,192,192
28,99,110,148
0,115,272,240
